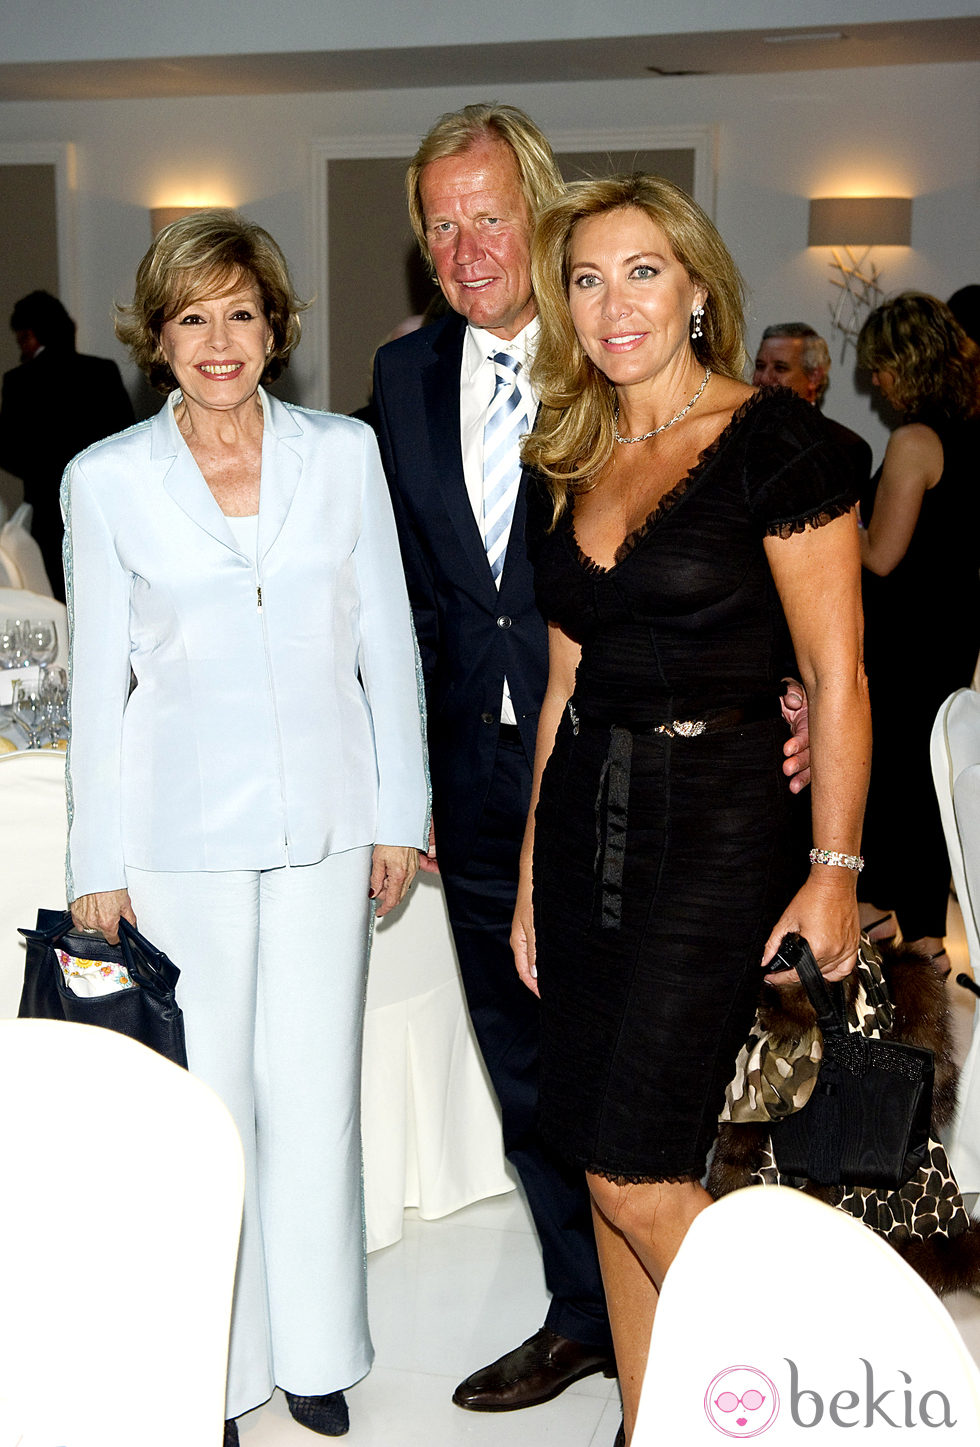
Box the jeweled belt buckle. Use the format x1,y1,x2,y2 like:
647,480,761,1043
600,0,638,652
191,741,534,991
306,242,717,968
653,718,706,739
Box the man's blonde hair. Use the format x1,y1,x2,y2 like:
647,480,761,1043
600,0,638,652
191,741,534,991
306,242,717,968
406,103,564,271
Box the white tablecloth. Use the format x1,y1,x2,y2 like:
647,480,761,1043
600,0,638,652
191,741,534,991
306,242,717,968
363,875,513,1252
0,749,69,1017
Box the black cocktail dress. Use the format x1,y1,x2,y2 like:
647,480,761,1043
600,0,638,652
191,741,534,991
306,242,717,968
528,388,859,1182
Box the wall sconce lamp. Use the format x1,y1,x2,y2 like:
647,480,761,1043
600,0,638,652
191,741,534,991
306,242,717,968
807,196,913,347
150,205,229,237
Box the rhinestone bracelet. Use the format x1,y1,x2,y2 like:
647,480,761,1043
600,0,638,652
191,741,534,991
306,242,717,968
809,847,864,872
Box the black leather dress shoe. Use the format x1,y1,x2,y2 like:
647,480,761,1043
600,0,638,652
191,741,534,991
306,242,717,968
284,1389,349,1436
452,1325,617,1411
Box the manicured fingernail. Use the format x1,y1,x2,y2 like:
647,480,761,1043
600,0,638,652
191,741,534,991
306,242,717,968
531,966,537,978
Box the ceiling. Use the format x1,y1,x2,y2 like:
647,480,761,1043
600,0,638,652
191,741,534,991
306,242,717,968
0,18,978,103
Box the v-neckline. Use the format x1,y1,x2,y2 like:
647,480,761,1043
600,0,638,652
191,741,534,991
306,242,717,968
569,389,764,576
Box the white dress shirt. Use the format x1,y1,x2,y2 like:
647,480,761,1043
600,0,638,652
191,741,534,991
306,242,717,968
459,318,539,726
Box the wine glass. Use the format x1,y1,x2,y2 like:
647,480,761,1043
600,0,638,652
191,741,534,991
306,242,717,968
27,618,58,669
0,618,27,670
39,666,68,746
11,681,43,749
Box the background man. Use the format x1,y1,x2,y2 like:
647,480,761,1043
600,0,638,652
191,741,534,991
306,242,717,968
0,290,134,599
373,103,614,1416
373,105,812,1419
752,321,831,404
752,320,872,482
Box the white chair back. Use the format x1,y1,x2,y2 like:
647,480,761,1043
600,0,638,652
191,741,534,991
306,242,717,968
0,508,53,595
932,690,980,1192
0,749,68,1018
932,688,980,971
634,1185,980,1443
0,1018,244,1447
0,586,68,667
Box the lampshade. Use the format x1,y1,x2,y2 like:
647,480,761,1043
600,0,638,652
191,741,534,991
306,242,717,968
150,205,227,237
807,196,912,248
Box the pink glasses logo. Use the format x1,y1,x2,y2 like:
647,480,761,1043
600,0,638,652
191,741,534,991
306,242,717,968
705,1366,780,1438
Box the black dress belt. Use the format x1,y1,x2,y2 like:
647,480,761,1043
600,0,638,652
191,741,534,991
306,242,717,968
569,694,778,931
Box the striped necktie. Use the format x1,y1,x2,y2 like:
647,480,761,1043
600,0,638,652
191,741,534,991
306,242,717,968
482,351,524,584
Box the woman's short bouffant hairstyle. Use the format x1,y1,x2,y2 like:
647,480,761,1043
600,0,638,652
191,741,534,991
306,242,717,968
857,291,979,426
115,210,307,394
522,174,747,517
406,103,564,273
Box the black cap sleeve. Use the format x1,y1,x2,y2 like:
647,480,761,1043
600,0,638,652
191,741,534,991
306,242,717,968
741,388,862,538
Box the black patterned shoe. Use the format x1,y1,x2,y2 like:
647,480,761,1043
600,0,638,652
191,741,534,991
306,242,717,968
284,1390,350,1436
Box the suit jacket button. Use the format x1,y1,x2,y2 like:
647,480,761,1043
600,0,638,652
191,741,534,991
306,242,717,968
481,711,494,725
496,615,512,628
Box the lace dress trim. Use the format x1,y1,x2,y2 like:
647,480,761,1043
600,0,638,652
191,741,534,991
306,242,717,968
568,387,855,574
585,1166,704,1187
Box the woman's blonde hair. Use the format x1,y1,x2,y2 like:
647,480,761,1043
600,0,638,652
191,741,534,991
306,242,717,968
523,174,747,522
857,291,979,425
115,210,307,393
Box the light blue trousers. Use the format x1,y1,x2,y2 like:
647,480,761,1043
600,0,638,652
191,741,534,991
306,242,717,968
128,848,375,1418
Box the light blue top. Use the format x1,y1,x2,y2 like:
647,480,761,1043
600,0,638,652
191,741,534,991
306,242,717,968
62,387,429,900
224,512,259,561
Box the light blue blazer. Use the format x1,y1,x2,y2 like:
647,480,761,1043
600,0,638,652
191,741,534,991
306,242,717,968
63,388,429,901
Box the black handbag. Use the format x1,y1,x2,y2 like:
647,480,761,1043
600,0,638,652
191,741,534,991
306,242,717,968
18,908,188,1068
769,933,933,1189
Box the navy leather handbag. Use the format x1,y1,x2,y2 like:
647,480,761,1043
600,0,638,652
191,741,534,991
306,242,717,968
18,907,187,1068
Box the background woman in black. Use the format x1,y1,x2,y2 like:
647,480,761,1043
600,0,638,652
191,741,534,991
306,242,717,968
857,292,980,974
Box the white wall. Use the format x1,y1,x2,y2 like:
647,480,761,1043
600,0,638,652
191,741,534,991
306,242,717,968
0,59,976,460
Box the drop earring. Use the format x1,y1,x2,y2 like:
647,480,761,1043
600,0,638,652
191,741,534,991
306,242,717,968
690,305,704,342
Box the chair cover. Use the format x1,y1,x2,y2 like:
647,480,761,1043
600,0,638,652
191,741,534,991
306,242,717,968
932,689,980,972
932,691,980,1191
634,1185,980,1443
0,1018,243,1447
0,503,53,595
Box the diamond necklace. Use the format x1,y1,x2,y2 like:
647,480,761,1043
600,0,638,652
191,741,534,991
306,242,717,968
614,366,712,444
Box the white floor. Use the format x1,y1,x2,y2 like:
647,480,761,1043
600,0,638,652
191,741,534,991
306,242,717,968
237,900,980,1447
238,1188,622,1447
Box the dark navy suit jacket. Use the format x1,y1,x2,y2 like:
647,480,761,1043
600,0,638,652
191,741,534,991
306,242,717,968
373,312,549,871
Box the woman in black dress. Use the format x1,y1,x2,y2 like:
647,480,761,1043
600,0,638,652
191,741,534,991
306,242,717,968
856,293,980,975
511,175,870,1442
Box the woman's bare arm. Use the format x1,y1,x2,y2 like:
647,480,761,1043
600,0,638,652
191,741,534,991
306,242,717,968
763,509,871,980
860,423,943,576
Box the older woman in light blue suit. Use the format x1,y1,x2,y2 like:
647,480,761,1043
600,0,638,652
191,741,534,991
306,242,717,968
63,212,429,1441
